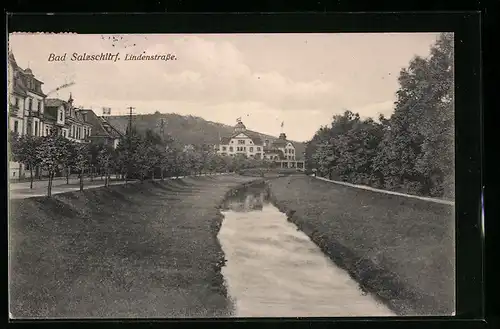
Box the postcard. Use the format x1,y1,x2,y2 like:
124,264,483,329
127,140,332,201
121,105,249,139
7,32,455,319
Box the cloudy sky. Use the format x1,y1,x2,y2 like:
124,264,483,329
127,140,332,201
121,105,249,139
9,33,440,141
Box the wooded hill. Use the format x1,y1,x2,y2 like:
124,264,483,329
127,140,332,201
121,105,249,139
105,112,306,159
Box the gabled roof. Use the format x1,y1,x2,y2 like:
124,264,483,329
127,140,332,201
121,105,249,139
220,130,264,145
78,109,123,139
45,98,65,108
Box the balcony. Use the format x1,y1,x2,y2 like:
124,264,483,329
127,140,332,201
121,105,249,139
9,106,20,117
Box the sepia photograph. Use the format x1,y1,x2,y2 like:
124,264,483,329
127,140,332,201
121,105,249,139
7,32,455,319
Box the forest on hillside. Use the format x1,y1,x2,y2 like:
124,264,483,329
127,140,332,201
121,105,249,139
305,33,454,199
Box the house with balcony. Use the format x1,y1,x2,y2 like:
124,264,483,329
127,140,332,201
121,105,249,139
8,51,47,179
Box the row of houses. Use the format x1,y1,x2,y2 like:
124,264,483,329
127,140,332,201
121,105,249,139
8,51,123,179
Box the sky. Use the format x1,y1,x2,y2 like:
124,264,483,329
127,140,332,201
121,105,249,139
8,33,440,142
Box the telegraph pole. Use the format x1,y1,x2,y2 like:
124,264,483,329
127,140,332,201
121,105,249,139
127,106,135,135
125,106,135,183
159,118,165,141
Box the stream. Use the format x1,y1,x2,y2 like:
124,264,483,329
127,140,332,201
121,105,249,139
218,182,395,317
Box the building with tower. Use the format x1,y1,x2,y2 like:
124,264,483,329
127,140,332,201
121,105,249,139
216,119,304,170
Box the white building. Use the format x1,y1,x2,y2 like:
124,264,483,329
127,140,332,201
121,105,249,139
217,120,304,170
217,121,264,159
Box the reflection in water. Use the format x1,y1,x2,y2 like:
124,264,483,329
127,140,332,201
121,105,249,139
218,184,395,317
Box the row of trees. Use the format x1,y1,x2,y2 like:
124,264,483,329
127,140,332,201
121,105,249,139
305,33,454,199
10,127,268,197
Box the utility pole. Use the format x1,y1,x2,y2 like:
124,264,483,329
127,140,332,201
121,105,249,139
125,106,135,183
127,106,135,135
159,118,165,141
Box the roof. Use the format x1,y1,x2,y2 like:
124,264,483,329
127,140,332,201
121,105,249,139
220,130,264,145
45,98,65,108
78,109,123,139
9,53,46,97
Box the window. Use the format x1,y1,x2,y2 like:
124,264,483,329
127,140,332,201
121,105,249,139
249,147,254,152
37,101,41,111
45,128,49,136
257,147,261,151
29,98,33,110
34,121,38,136
59,111,63,121
222,146,227,151
63,131,66,138
238,140,245,144
14,121,18,134
14,97,19,107
229,146,233,152
231,140,234,143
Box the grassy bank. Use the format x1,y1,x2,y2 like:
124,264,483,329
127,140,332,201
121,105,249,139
267,175,455,316
9,174,258,318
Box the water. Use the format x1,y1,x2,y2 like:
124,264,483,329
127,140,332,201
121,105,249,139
218,183,395,317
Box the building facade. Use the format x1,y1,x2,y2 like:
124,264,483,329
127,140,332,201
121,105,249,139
217,120,304,170
8,51,48,178
44,95,93,143
217,121,264,159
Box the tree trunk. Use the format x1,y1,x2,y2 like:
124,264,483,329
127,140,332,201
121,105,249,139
80,168,84,191
161,169,164,181
30,166,34,189
66,166,70,184
90,166,94,181
47,171,53,197
104,169,109,187
125,172,128,184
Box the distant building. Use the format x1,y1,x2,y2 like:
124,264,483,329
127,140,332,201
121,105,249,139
78,109,123,148
217,119,304,170
217,121,265,159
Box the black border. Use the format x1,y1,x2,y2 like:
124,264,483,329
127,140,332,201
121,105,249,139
5,12,484,328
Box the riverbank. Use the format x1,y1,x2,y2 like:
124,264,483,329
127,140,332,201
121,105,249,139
267,175,455,316
9,174,258,318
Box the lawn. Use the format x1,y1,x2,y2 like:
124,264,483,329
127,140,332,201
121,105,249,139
9,174,258,318
267,175,455,316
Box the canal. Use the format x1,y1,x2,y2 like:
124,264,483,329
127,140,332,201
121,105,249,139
218,182,395,317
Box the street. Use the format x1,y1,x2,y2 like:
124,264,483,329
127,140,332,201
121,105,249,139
8,173,228,199
9,177,132,199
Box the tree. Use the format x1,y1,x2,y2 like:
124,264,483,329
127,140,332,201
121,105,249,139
374,33,454,197
11,134,41,188
59,139,76,185
73,143,91,191
37,134,68,197
97,144,115,187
